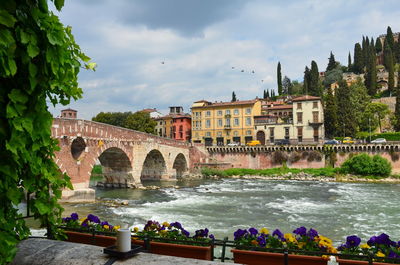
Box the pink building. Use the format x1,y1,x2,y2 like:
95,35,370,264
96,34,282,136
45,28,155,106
172,114,191,142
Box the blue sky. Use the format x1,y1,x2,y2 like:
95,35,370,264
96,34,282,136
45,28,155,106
49,0,400,119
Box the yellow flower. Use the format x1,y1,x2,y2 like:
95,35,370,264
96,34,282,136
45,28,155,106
327,246,337,254
284,233,297,243
260,228,269,234
360,243,370,249
113,225,120,231
298,242,305,249
251,240,258,246
103,225,109,230
79,218,87,224
159,230,168,236
162,222,170,227
132,227,139,233
376,251,385,258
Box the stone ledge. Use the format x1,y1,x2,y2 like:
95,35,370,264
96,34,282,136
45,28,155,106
12,238,233,265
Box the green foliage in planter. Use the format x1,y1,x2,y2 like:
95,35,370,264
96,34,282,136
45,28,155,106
0,1,93,263
340,154,392,177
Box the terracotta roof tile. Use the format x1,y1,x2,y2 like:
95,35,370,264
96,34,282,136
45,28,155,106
292,95,321,101
192,99,259,108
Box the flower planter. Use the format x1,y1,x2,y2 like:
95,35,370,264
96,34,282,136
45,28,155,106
132,239,213,260
65,231,116,247
337,258,389,265
231,249,328,265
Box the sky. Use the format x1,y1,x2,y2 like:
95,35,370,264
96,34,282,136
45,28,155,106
49,0,400,120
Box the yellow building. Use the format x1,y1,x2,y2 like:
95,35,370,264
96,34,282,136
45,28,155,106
191,99,262,145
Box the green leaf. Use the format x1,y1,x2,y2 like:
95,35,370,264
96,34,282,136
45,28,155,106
6,104,17,118
85,62,97,71
0,10,16,28
0,29,14,46
34,200,50,215
29,63,37,77
27,43,39,58
8,90,28,104
19,30,30,44
6,188,21,205
8,58,16,75
53,0,64,11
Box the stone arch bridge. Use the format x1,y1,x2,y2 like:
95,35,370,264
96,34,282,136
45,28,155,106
51,118,191,202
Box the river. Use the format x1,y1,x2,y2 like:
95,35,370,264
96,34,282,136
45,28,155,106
59,178,400,245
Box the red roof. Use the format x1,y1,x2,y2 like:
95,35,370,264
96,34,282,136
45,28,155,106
267,105,293,110
292,95,321,101
192,99,259,108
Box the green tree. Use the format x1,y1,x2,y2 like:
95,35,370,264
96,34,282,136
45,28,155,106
384,42,395,93
394,41,400,64
266,89,270,98
0,0,93,263
92,112,130,127
309,60,320,96
353,43,364,74
365,46,377,96
303,66,310,94
124,112,157,134
386,26,395,50
348,52,352,71
326,51,336,72
282,75,292,95
291,80,303,95
277,62,282,95
324,87,338,138
231,91,237,102
263,89,267,99
323,67,343,88
375,38,383,54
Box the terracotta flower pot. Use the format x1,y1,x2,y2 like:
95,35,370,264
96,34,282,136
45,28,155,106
231,249,328,265
132,239,213,260
65,231,116,247
337,258,389,265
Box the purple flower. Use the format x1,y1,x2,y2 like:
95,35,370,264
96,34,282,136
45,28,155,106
273,229,285,240
194,228,209,238
257,235,266,247
81,221,88,227
182,229,190,237
346,235,361,247
249,228,258,236
234,229,248,241
100,221,109,226
388,251,400,259
87,214,100,224
71,213,78,220
367,236,377,246
307,228,319,239
170,222,183,230
62,217,71,223
376,233,392,246
293,226,307,236
209,234,215,240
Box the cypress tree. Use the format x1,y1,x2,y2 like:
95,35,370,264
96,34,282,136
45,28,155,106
277,62,282,95
266,89,270,98
336,80,356,137
310,61,320,96
324,86,338,138
303,66,310,94
384,41,395,93
394,72,400,131
326,52,336,72
353,43,364,74
394,41,400,64
263,89,267,99
386,26,395,50
375,38,383,54
348,52,352,71
231,91,237,102
370,37,374,48
365,46,377,96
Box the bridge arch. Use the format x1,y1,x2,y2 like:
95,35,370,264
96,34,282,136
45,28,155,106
173,153,188,178
141,149,167,180
71,137,86,160
98,147,133,186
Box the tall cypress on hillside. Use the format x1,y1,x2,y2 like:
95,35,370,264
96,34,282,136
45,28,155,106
336,80,357,137
277,62,282,95
324,86,338,138
303,66,310,94
348,52,352,71
384,41,395,93
263,89,267,99
309,61,320,96
394,41,400,64
386,26,395,50
266,89,270,98
326,52,336,72
365,46,377,96
375,38,383,54
353,43,364,74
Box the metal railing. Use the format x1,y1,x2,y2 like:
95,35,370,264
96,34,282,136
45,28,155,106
57,227,400,264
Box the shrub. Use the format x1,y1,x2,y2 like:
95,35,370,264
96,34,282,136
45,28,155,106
272,151,288,165
341,154,391,177
200,167,226,177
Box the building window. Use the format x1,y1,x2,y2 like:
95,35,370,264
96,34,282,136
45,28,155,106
226,131,230,136
206,111,211,116
225,118,231,126
206,132,211,137
269,127,274,143
246,130,252,135
297,127,303,143
234,131,239,136
313,111,319,123
297,112,303,123
245,108,251,115
217,131,222,137
246,117,252,126
313,102,318,109
218,119,223,127
234,109,239,115
206,119,211,128
217,110,223,116
297,103,302,110
234,118,239,126
225,109,231,115
284,127,289,139
314,127,319,142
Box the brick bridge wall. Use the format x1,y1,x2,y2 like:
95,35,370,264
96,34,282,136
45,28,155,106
204,145,400,173
51,118,191,201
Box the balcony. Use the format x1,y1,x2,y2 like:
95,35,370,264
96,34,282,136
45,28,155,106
224,125,231,129
308,120,323,127
224,114,231,118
